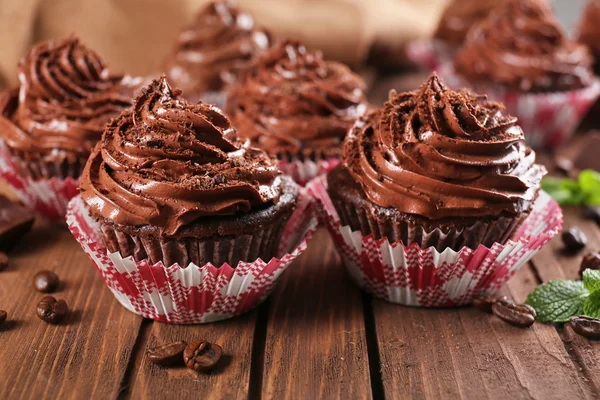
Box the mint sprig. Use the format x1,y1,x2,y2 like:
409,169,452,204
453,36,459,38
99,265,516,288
542,169,600,206
526,280,588,322
525,268,600,323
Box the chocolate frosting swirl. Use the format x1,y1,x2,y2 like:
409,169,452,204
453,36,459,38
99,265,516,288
227,41,367,157
455,0,593,92
0,36,140,161
80,77,283,236
343,74,546,220
165,1,271,97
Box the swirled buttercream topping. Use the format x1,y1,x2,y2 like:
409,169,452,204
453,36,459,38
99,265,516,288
80,77,283,236
343,74,546,219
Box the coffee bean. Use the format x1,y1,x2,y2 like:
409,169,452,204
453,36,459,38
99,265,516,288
583,206,600,225
0,310,6,325
580,252,600,278
569,316,600,339
147,341,187,366
36,296,68,324
183,339,223,372
555,157,573,176
472,295,508,314
492,299,536,328
33,270,60,293
562,227,587,252
0,252,8,271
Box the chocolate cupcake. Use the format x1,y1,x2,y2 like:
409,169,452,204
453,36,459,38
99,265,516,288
164,0,271,106
0,36,140,180
79,77,298,267
227,41,367,184
454,0,593,93
577,0,600,75
327,74,546,252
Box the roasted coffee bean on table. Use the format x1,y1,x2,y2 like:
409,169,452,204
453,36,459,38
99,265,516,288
583,206,600,226
0,252,7,272
472,295,508,314
33,270,60,293
147,341,187,366
183,339,223,372
569,316,600,339
562,227,587,252
580,252,600,278
36,296,68,324
0,310,6,325
492,299,536,328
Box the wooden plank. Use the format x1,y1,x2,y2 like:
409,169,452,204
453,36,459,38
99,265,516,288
0,219,143,399
372,264,595,399
126,310,258,399
261,228,372,399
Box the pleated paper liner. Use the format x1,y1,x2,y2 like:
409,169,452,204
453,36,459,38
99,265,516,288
0,140,79,221
277,155,340,186
307,176,562,307
66,192,318,324
439,63,600,149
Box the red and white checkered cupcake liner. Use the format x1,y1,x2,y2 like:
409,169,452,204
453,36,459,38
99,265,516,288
66,191,318,324
406,39,455,72
307,176,562,307
439,63,600,149
278,157,340,186
0,140,79,221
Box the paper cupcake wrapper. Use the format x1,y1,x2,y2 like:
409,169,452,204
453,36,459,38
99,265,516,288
66,192,318,324
278,157,340,186
406,39,455,72
0,140,79,221
439,63,600,149
307,176,562,307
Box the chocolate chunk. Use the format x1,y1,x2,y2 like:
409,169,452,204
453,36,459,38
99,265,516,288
0,196,34,251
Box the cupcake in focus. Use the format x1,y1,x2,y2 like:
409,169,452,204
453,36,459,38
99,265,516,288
444,0,599,148
164,0,271,107
309,74,561,306
407,0,506,70
0,36,142,220
227,41,367,184
69,77,316,324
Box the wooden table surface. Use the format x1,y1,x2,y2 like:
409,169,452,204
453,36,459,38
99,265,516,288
2,72,600,400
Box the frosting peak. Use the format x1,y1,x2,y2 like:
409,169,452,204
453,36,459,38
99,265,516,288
80,77,283,236
455,0,593,92
343,74,546,219
227,41,367,157
0,36,140,160
165,1,271,97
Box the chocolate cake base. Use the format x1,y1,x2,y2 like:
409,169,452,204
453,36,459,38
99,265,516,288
94,176,299,267
327,165,529,252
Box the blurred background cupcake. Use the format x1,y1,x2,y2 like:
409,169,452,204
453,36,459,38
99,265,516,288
227,41,368,185
577,0,600,75
0,35,142,220
442,0,599,149
310,74,561,306
164,1,272,108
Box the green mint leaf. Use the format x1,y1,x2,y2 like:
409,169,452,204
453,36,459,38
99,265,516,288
583,269,600,293
542,177,584,205
579,169,600,195
526,280,589,323
583,290,600,319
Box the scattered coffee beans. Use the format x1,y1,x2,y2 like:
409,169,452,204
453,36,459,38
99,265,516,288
472,295,508,314
583,206,600,226
580,252,600,278
562,227,587,252
555,157,573,176
33,270,60,293
0,252,8,272
147,341,187,366
492,299,536,328
0,310,6,325
36,296,68,324
569,316,600,339
183,339,223,372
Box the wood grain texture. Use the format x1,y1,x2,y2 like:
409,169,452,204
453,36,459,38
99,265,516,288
261,228,372,399
0,220,142,400
126,310,258,400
